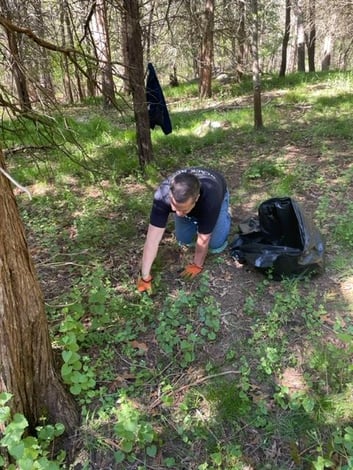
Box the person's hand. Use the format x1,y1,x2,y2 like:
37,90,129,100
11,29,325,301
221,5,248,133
181,263,203,279
137,275,153,293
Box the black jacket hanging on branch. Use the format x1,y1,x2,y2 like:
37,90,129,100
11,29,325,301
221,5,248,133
146,63,172,135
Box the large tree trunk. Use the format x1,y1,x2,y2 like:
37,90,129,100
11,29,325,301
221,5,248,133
199,0,214,99
279,0,291,77
0,150,79,434
122,0,153,167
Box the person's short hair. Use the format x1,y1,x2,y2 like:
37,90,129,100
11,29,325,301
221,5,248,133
170,173,200,203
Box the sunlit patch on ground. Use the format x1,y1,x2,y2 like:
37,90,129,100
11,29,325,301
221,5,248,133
278,367,308,395
341,277,353,306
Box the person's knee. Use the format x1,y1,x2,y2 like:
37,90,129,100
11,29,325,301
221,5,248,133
209,230,229,249
209,223,231,250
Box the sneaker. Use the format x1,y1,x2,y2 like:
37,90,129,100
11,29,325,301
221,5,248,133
209,240,228,254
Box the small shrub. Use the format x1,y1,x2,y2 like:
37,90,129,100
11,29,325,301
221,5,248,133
0,392,66,470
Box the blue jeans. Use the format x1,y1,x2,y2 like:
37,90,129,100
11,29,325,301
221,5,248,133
175,191,231,250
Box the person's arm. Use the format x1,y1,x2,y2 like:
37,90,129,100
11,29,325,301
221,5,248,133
193,232,212,268
141,224,166,279
181,232,211,279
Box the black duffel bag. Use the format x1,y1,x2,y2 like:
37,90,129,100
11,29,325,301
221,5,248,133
230,197,325,279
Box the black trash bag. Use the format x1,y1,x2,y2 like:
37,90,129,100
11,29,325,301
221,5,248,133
230,197,325,279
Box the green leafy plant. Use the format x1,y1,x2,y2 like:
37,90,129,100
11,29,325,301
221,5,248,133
332,426,353,469
113,395,157,464
58,314,96,398
0,392,65,470
155,275,221,367
243,160,283,181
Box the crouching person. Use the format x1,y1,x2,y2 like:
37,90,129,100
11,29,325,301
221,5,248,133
137,167,231,292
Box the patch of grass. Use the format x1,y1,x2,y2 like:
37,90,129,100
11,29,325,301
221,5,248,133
329,254,353,277
332,202,353,248
311,115,353,140
243,159,284,181
206,380,251,421
282,89,311,105
164,80,200,99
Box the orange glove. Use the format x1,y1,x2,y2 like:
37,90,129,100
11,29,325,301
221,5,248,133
181,263,203,279
137,275,153,293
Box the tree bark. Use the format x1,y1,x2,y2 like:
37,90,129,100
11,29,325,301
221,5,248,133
63,0,85,102
321,34,332,71
0,0,32,112
296,0,305,72
90,0,115,108
279,0,291,77
31,0,55,103
251,0,263,130
199,0,215,99
184,0,201,79
306,0,315,72
59,0,74,104
236,0,246,80
0,150,79,434
120,6,131,94
122,0,153,167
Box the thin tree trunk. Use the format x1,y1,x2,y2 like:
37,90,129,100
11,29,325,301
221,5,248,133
321,34,332,71
0,0,32,112
7,33,31,111
307,0,315,72
122,0,153,167
279,0,291,77
199,0,214,98
0,150,79,433
59,0,74,103
251,0,263,129
120,6,131,94
184,0,201,79
63,0,85,102
297,0,305,71
32,0,55,103
236,0,246,80
145,0,155,63
90,0,115,108
340,37,353,70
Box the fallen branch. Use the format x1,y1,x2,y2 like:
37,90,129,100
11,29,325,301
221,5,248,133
3,145,52,156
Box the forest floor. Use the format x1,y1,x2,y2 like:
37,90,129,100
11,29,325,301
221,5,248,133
23,83,353,469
